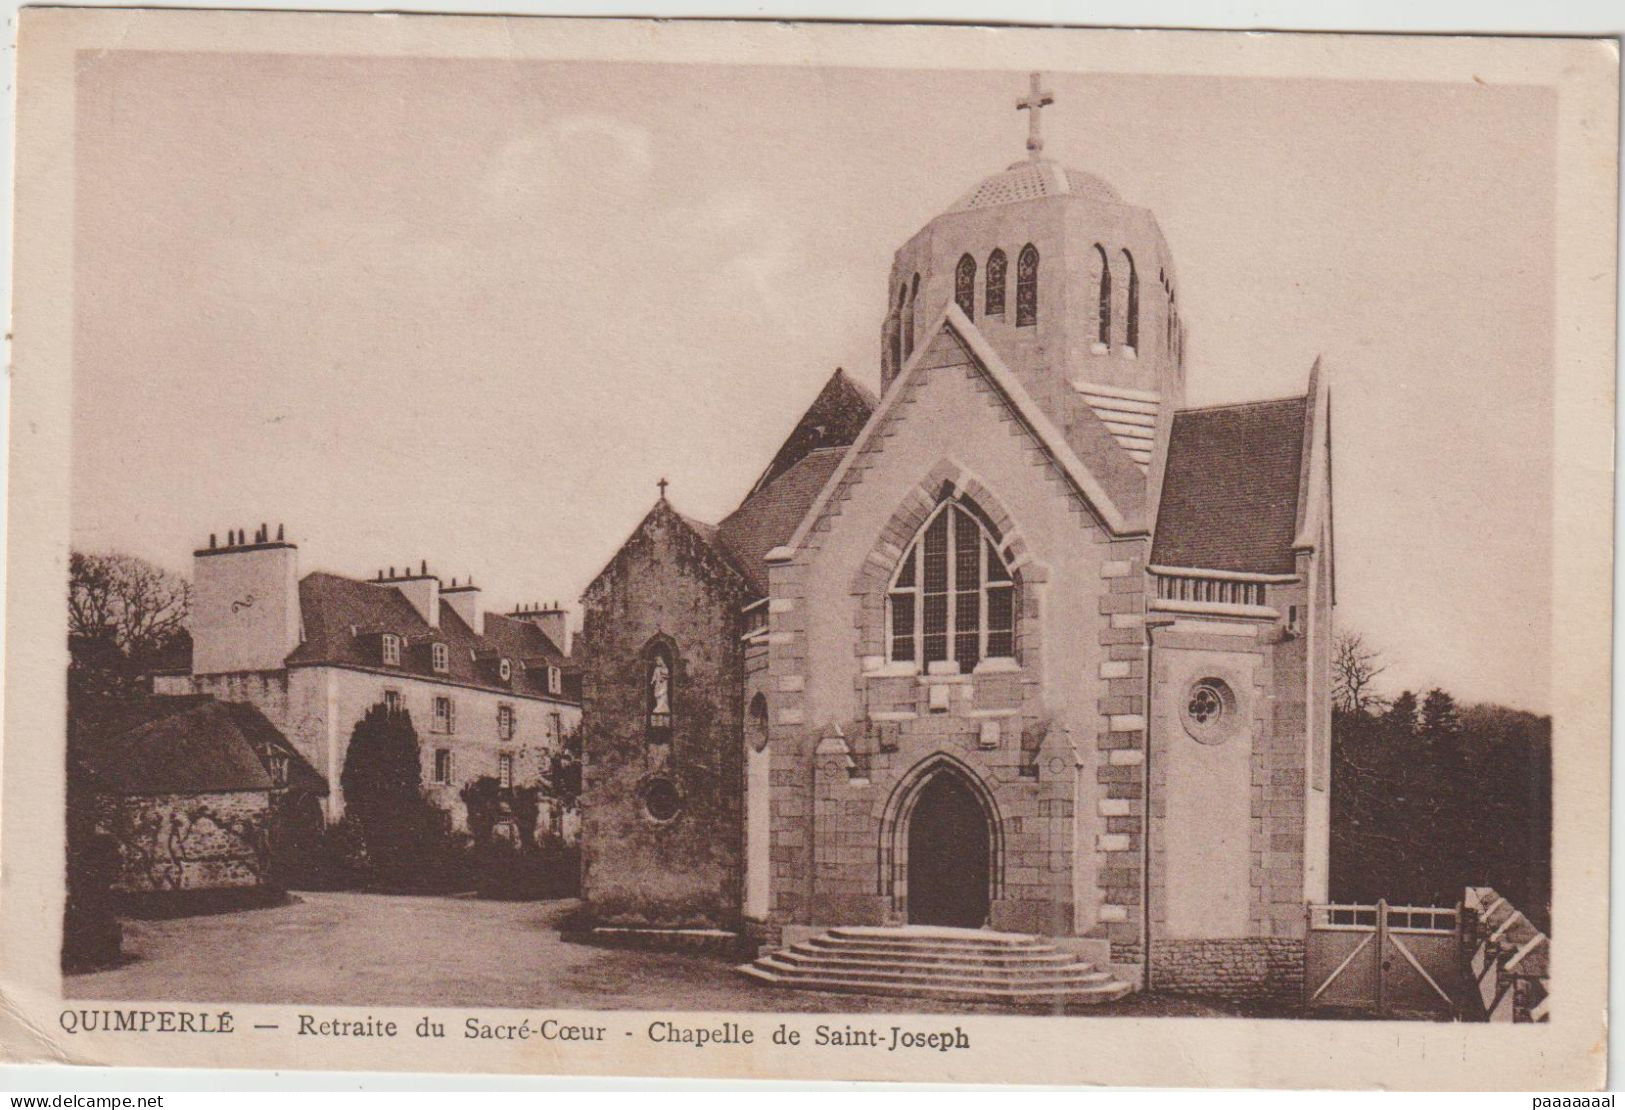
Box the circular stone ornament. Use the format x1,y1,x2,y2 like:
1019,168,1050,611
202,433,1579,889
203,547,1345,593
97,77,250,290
642,777,682,822
1181,677,1240,745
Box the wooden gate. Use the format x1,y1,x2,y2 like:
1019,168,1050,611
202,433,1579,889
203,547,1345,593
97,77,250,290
1305,901,1463,1019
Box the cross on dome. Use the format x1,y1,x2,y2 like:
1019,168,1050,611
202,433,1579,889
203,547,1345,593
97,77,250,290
1016,71,1055,160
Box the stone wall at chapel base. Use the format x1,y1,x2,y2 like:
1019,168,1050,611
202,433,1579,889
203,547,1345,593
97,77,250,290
1145,938,1306,1004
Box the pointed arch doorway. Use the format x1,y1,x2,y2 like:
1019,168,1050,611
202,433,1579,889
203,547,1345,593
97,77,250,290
906,772,992,928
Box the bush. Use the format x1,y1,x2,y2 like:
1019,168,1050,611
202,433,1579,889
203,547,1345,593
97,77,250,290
62,832,122,972
473,834,580,901
291,814,369,891
337,702,464,891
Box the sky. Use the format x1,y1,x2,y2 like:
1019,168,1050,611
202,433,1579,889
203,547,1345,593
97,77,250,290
69,53,1555,713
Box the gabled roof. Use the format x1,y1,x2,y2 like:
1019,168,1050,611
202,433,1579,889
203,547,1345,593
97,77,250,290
747,368,876,497
581,496,755,609
479,612,571,672
287,572,575,700
73,698,325,796
718,447,847,596
780,304,1147,559
632,368,875,600
1151,395,1309,575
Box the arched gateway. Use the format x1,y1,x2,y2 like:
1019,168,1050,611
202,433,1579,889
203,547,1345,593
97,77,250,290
883,757,1002,928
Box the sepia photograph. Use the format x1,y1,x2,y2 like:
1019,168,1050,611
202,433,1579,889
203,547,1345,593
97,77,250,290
2,9,1616,1090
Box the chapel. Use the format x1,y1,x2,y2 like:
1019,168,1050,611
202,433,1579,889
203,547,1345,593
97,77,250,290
576,75,1334,999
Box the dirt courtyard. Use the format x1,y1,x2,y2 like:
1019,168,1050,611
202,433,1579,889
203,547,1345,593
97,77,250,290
65,891,1245,1017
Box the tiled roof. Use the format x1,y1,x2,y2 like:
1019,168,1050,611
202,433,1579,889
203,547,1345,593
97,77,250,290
718,447,848,596
948,159,1121,212
1038,367,1150,527
74,698,325,796
1152,396,1309,575
748,368,875,497
287,572,576,701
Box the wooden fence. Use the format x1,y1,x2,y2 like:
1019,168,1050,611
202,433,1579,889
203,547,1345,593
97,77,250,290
1464,887,1550,1022
1304,900,1463,1019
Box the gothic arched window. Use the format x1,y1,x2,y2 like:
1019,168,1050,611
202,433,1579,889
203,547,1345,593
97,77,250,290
646,646,673,741
1016,244,1039,328
955,254,976,320
1094,244,1111,346
904,273,920,357
890,284,906,370
1122,249,1139,352
887,502,1016,673
985,249,1007,317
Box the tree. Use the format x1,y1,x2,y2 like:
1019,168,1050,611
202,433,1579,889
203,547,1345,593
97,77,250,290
1332,630,1388,714
508,785,542,847
1331,683,1552,930
68,551,191,698
541,725,583,814
459,776,502,844
1383,690,1420,737
69,551,191,661
339,703,438,884
1420,688,1462,741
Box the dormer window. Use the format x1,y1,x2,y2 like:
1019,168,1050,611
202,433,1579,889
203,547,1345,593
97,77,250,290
498,658,512,682
380,634,401,667
431,642,449,674
547,666,562,696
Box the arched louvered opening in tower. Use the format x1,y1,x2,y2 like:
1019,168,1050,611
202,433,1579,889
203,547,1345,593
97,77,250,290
904,273,919,358
1092,244,1111,347
889,283,905,372
1015,244,1038,328
985,248,1007,318
955,254,976,320
1122,249,1139,353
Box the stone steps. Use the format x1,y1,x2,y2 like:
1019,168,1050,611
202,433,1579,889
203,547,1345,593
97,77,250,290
786,944,1082,972
738,926,1135,1007
754,953,1117,990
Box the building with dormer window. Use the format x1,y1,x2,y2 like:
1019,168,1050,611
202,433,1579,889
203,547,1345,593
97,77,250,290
153,527,582,838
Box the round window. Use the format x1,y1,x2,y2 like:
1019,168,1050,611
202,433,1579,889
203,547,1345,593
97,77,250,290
1181,677,1239,744
643,777,682,822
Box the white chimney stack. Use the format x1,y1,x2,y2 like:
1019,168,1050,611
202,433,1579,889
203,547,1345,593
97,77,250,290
381,560,439,628
191,523,301,674
509,600,570,656
443,577,483,636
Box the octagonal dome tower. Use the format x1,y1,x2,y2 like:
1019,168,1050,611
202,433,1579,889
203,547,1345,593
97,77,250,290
880,77,1187,473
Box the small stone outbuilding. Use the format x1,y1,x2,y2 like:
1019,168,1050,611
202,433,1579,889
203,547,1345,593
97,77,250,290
73,696,326,899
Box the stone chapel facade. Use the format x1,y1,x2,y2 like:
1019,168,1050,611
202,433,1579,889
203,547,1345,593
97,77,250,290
578,88,1334,997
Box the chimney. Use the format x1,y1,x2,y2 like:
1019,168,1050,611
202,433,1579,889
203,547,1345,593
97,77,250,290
190,522,301,674
442,576,483,636
510,600,570,656
379,561,439,628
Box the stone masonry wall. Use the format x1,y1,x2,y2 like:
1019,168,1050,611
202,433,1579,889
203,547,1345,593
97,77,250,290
1149,938,1306,1004
94,790,271,893
578,503,751,930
